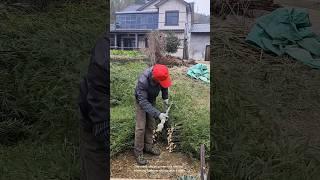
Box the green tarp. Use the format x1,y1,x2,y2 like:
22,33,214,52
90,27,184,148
187,63,210,83
246,8,320,69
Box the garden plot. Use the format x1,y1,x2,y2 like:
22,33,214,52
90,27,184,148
110,60,210,178
111,144,202,179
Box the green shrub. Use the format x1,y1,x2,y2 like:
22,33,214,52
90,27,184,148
165,31,180,53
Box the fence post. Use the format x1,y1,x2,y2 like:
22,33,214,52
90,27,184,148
200,144,205,180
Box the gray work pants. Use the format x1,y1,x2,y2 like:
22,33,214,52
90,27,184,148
134,101,156,156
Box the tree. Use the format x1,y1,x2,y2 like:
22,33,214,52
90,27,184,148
193,13,210,24
165,31,180,54
110,0,135,23
143,31,166,66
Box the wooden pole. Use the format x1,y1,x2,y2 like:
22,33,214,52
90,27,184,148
114,34,117,49
200,144,205,180
135,33,138,49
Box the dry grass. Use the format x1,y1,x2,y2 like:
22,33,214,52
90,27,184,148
211,13,320,179
0,1,106,179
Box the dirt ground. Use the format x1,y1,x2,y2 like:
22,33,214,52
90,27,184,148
111,144,203,179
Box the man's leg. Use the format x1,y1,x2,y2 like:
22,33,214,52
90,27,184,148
145,113,156,148
80,126,108,180
80,126,87,180
134,101,147,157
144,103,160,155
79,99,89,180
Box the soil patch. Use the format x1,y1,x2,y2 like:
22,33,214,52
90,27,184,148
111,144,203,179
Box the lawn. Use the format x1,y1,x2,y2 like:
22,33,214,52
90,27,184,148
110,60,210,159
0,1,106,179
111,49,144,57
110,49,148,61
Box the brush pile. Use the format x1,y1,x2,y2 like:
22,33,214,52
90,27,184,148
213,24,258,60
152,129,158,144
152,123,183,153
213,0,281,17
156,54,196,67
166,123,183,152
212,14,320,179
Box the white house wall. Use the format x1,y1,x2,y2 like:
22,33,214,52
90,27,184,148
190,33,210,60
172,48,184,58
158,0,188,30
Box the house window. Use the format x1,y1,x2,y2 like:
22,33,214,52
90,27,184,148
165,11,179,26
116,13,158,29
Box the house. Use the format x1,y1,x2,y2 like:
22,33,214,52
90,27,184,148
190,23,210,60
110,0,210,60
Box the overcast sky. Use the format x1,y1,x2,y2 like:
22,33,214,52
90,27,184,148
185,0,210,15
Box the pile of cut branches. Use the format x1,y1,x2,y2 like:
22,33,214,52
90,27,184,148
213,0,281,18
211,17,320,179
156,55,196,67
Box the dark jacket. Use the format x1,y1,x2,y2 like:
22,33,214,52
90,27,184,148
134,67,169,119
78,32,109,148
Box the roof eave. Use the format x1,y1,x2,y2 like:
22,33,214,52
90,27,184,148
110,29,154,33
191,31,210,33
115,11,158,14
137,0,158,11
155,0,190,8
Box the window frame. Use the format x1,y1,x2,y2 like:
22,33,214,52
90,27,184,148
116,13,158,29
165,10,179,26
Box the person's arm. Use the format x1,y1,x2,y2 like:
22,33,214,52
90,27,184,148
136,81,161,119
86,33,109,148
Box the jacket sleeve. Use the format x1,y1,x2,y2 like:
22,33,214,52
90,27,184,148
161,87,169,100
86,33,109,148
136,81,161,119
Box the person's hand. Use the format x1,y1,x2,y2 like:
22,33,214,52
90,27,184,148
158,113,168,122
156,123,164,132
